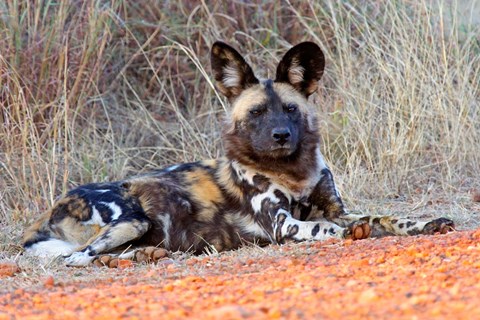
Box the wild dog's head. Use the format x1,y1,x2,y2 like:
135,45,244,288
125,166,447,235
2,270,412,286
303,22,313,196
211,41,324,172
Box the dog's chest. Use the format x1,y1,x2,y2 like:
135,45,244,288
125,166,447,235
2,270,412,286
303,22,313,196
231,161,318,215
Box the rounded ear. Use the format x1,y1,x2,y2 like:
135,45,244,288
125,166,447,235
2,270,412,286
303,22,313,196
211,41,259,101
275,42,325,97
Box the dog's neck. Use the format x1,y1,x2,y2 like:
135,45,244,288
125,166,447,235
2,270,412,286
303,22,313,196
226,144,325,198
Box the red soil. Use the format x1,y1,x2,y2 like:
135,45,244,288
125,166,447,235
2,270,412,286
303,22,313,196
1,230,480,319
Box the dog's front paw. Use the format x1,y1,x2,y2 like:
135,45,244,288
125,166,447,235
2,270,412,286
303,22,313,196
133,247,168,263
64,251,95,267
92,255,119,268
423,218,455,235
344,220,371,240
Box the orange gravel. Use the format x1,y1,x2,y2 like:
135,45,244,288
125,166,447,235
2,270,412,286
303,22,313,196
1,230,480,319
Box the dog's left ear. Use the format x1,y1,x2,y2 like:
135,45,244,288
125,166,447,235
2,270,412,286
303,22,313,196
211,41,259,102
275,42,325,97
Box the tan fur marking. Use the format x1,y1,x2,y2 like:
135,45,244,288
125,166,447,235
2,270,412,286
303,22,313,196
23,211,52,244
272,83,312,115
238,162,314,197
54,217,101,245
74,226,109,252
230,86,267,121
223,64,241,88
305,83,319,95
76,220,147,253
211,45,221,56
53,196,91,221
217,160,244,201
184,168,224,222
24,196,97,247
288,58,305,84
379,216,402,234
200,159,218,168
127,177,162,214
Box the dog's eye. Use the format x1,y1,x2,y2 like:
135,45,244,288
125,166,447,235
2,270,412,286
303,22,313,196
285,103,298,113
249,109,263,116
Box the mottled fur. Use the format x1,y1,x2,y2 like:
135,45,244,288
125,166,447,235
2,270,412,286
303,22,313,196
23,42,454,266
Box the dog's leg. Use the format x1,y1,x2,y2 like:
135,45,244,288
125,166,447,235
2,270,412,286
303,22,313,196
307,168,454,237
64,217,151,266
328,214,454,237
307,168,348,221
272,209,370,243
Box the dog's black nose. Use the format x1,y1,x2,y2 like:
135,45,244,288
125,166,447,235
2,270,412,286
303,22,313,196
272,128,291,146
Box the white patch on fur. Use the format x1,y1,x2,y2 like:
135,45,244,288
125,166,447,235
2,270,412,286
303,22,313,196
251,186,280,214
273,208,290,240
231,161,256,185
65,250,94,266
288,59,305,84
165,164,180,172
25,239,78,258
94,189,110,193
100,201,122,220
334,186,340,198
157,214,172,247
222,64,241,88
82,205,106,226
181,232,188,245
280,214,343,241
316,147,328,171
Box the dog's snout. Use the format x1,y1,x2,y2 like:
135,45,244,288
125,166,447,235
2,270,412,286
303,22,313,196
272,128,291,146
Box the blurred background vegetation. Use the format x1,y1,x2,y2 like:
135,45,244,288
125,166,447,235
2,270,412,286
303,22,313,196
1,0,479,252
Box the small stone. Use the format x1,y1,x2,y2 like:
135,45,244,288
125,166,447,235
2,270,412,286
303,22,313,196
0,261,20,278
358,288,379,303
118,259,133,269
158,259,175,266
44,275,55,287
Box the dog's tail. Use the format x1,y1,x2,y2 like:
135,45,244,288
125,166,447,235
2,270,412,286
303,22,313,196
22,209,78,258
23,195,100,258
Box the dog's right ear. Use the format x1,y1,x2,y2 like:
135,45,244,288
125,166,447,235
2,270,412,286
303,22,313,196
275,42,325,97
211,42,259,101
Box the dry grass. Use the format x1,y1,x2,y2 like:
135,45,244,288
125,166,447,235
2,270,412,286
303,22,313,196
1,0,479,270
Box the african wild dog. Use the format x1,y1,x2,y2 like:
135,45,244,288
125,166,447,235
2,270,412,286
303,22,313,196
23,41,455,266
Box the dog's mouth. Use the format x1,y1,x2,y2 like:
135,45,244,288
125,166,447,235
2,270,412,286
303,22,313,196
254,144,296,158
270,144,293,152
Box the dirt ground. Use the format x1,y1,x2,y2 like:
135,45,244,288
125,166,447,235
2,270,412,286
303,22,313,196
1,229,480,319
